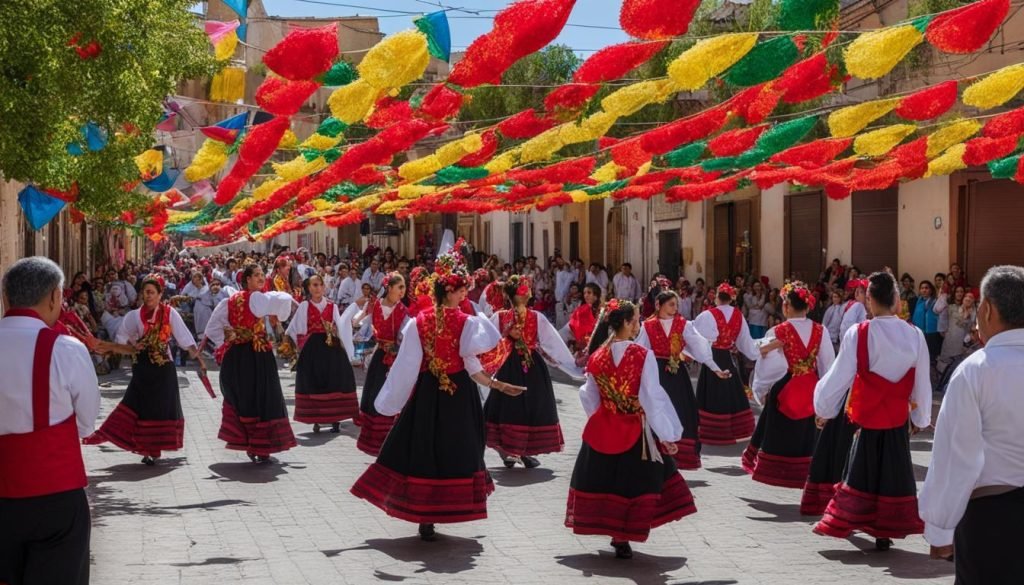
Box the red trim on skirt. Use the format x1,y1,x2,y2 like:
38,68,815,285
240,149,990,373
356,412,397,457
672,438,702,470
740,444,811,489
83,403,183,458
699,409,754,445
565,474,697,543
218,402,296,457
485,422,564,457
800,481,838,516
350,463,494,524
294,391,359,424
815,483,924,539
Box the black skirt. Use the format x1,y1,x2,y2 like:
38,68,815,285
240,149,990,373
801,395,858,516
218,343,296,457
83,352,183,457
741,373,818,488
356,347,397,456
696,348,754,444
816,426,924,539
954,487,1024,585
293,333,358,424
484,349,563,456
566,435,697,543
655,357,701,470
350,369,494,524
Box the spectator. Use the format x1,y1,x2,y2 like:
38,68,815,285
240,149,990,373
822,290,845,350
938,288,977,373
912,280,942,361
612,263,641,302
900,273,918,320
585,263,609,294
361,258,384,293
744,280,769,339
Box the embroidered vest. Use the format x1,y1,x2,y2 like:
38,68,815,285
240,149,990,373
416,307,469,375
225,291,271,353
581,343,647,455
643,316,686,360
373,300,407,366
710,307,742,350
569,304,598,349
774,321,824,420
846,321,916,429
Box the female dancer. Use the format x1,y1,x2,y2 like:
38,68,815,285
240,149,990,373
354,273,409,456
744,282,835,488
813,271,931,551
350,256,524,541
566,300,697,559
635,291,731,470
483,275,580,469
286,274,359,434
693,284,761,445
84,274,205,465
564,282,603,366
204,265,297,463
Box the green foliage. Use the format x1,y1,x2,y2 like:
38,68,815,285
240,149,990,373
0,0,216,219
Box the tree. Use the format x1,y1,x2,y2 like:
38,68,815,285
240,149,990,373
0,0,216,218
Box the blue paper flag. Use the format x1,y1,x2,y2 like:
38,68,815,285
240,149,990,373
66,122,108,156
18,185,66,231
222,0,248,39
143,168,181,193
415,11,451,62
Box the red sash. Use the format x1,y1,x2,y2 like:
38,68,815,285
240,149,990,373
775,321,824,420
846,321,916,429
711,307,742,350
581,344,647,455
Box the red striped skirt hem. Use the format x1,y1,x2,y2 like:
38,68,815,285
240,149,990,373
815,483,924,539
218,402,296,457
356,412,397,457
565,474,697,543
801,481,839,516
350,463,494,524
740,444,811,489
698,409,754,445
485,422,564,457
83,403,183,457
294,391,359,424
672,438,702,470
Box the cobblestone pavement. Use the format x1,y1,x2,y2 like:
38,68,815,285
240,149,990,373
84,361,954,585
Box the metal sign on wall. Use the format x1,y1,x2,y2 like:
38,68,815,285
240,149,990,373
653,194,688,222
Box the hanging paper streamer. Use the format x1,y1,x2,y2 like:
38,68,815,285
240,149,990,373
828,99,899,137
667,33,759,91
214,116,290,204
66,122,108,155
894,80,958,120
19,186,67,230
210,67,245,102
853,124,917,156
927,143,968,176
206,20,240,61
135,149,164,181
778,0,839,31
769,137,852,168
328,30,430,124
263,24,338,81
925,119,982,157
201,111,249,144
983,106,1024,138
962,64,1024,109
925,0,1009,54
725,35,802,87
143,168,180,193
547,40,667,112
414,11,452,62
184,140,230,182
844,24,924,80
156,111,178,132
255,77,320,116
620,0,700,40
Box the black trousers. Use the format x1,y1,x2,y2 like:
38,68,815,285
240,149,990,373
0,488,90,585
954,487,1024,585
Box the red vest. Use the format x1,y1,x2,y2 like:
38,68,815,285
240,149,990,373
846,321,916,429
416,307,469,374
498,309,539,351
844,300,858,314
581,343,647,455
710,307,742,350
643,316,686,360
305,301,335,336
373,300,407,366
568,304,598,349
775,321,824,420
0,320,88,498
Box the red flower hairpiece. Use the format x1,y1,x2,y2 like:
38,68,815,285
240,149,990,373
781,281,816,310
143,273,166,290
606,298,621,313
717,283,738,299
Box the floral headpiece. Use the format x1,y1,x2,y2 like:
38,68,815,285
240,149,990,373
505,274,532,298
656,276,672,289
716,283,738,300
781,281,816,310
432,241,471,294
485,281,506,311
473,268,489,282
845,278,868,292
142,273,166,291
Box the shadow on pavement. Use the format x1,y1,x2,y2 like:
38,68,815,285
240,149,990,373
90,456,186,484
701,443,748,457
740,497,808,523
555,550,691,585
489,466,557,487
324,534,484,575
207,461,293,483
87,483,173,527
295,429,349,446
817,535,955,580
703,465,749,477
159,499,253,511
169,556,258,567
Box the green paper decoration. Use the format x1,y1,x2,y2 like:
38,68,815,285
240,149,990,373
701,156,740,171
910,14,936,34
778,0,839,30
436,165,490,184
755,115,819,156
300,148,321,162
317,117,347,138
324,182,370,202
321,61,358,86
988,153,1020,179
323,148,342,163
583,179,629,196
663,141,707,168
725,35,801,87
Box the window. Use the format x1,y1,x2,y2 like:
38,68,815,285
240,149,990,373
569,221,579,262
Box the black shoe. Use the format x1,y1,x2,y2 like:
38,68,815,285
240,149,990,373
141,456,155,466
419,523,437,542
313,423,321,434
612,541,633,559
522,456,540,469
502,455,518,469
248,453,259,464
875,538,893,551
331,422,341,433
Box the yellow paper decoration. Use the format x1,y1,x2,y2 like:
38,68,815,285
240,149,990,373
926,143,967,177
166,210,200,225
311,199,334,212
962,64,1024,109
435,133,484,167
667,33,759,91
559,111,619,144
485,150,520,174
397,184,437,199
844,25,923,80
358,30,431,91
399,155,443,181
272,156,327,181
279,129,298,150
853,124,917,156
925,120,982,158
520,128,564,163
350,194,382,210
184,140,229,182
376,199,411,215
231,198,255,214
134,149,163,181
328,80,382,124
214,32,238,61
591,161,624,183
210,67,245,102
252,178,287,201
300,133,341,151
828,99,900,138
636,161,653,177
568,190,590,203
601,79,675,118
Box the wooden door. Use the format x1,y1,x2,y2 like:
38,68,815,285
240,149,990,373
658,229,681,282
785,191,826,283
852,188,898,274
965,179,1024,285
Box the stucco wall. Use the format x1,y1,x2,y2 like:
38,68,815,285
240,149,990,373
760,184,786,285
826,195,853,266
898,176,950,281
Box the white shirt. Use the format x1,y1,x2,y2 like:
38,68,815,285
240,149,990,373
813,316,932,429
361,268,384,292
337,276,360,305
554,268,576,303
751,318,836,404
634,317,722,372
117,307,198,361
919,329,1024,546
585,270,609,292
285,298,358,360
679,296,694,321
0,316,100,437
839,301,868,338
744,293,769,327
693,304,760,361
489,309,582,378
374,313,501,416
822,304,844,344
612,272,641,302
203,291,295,348
578,340,683,442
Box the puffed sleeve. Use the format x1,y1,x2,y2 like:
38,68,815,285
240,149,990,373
634,324,651,349
169,308,197,349
683,321,721,371
638,349,683,442
579,376,600,417
751,327,788,405
536,311,582,378
54,337,100,437
816,327,836,376
460,314,502,376
204,298,231,348
814,326,858,419
374,319,423,416
735,316,761,362
910,328,933,429
335,302,359,361
115,310,142,345
693,310,719,342
839,303,866,338
248,291,295,320
286,301,309,339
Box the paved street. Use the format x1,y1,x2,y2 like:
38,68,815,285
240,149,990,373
84,362,954,585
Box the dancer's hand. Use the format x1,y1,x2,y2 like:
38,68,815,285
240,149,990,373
929,544,954,561
815,416,827,430
759,340,782,356
714,369,732,380
495,381,526,396
660,441,678,455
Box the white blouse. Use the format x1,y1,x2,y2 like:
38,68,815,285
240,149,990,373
285,298,358,361
634,317,722,372
693,304,761,361
822,304,844,344
578,340,683,442
374,313,502,416
116,307,198,361
839,301,868,338
751,318,836,404
489,309,582,378
203,291,295,348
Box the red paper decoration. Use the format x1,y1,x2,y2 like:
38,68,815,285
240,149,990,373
769,137,853,168
613,182,665,200
611,140,652,171
214,116,291,205
708,126,768,157
620,0,701,40
894,81,958,121
366,98,414,129
730,83,782,124
419,84,465,121
509,157,596,184
926,0,1009,54
775,54,842,104
498,109,558,139
983,106,1024,138
666,175,742,202
639,106,729,155
351,165,388,186
964,133,1022,165
544,85,602,113
574,41,669,83
263,24,339,80
254,77,321,116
